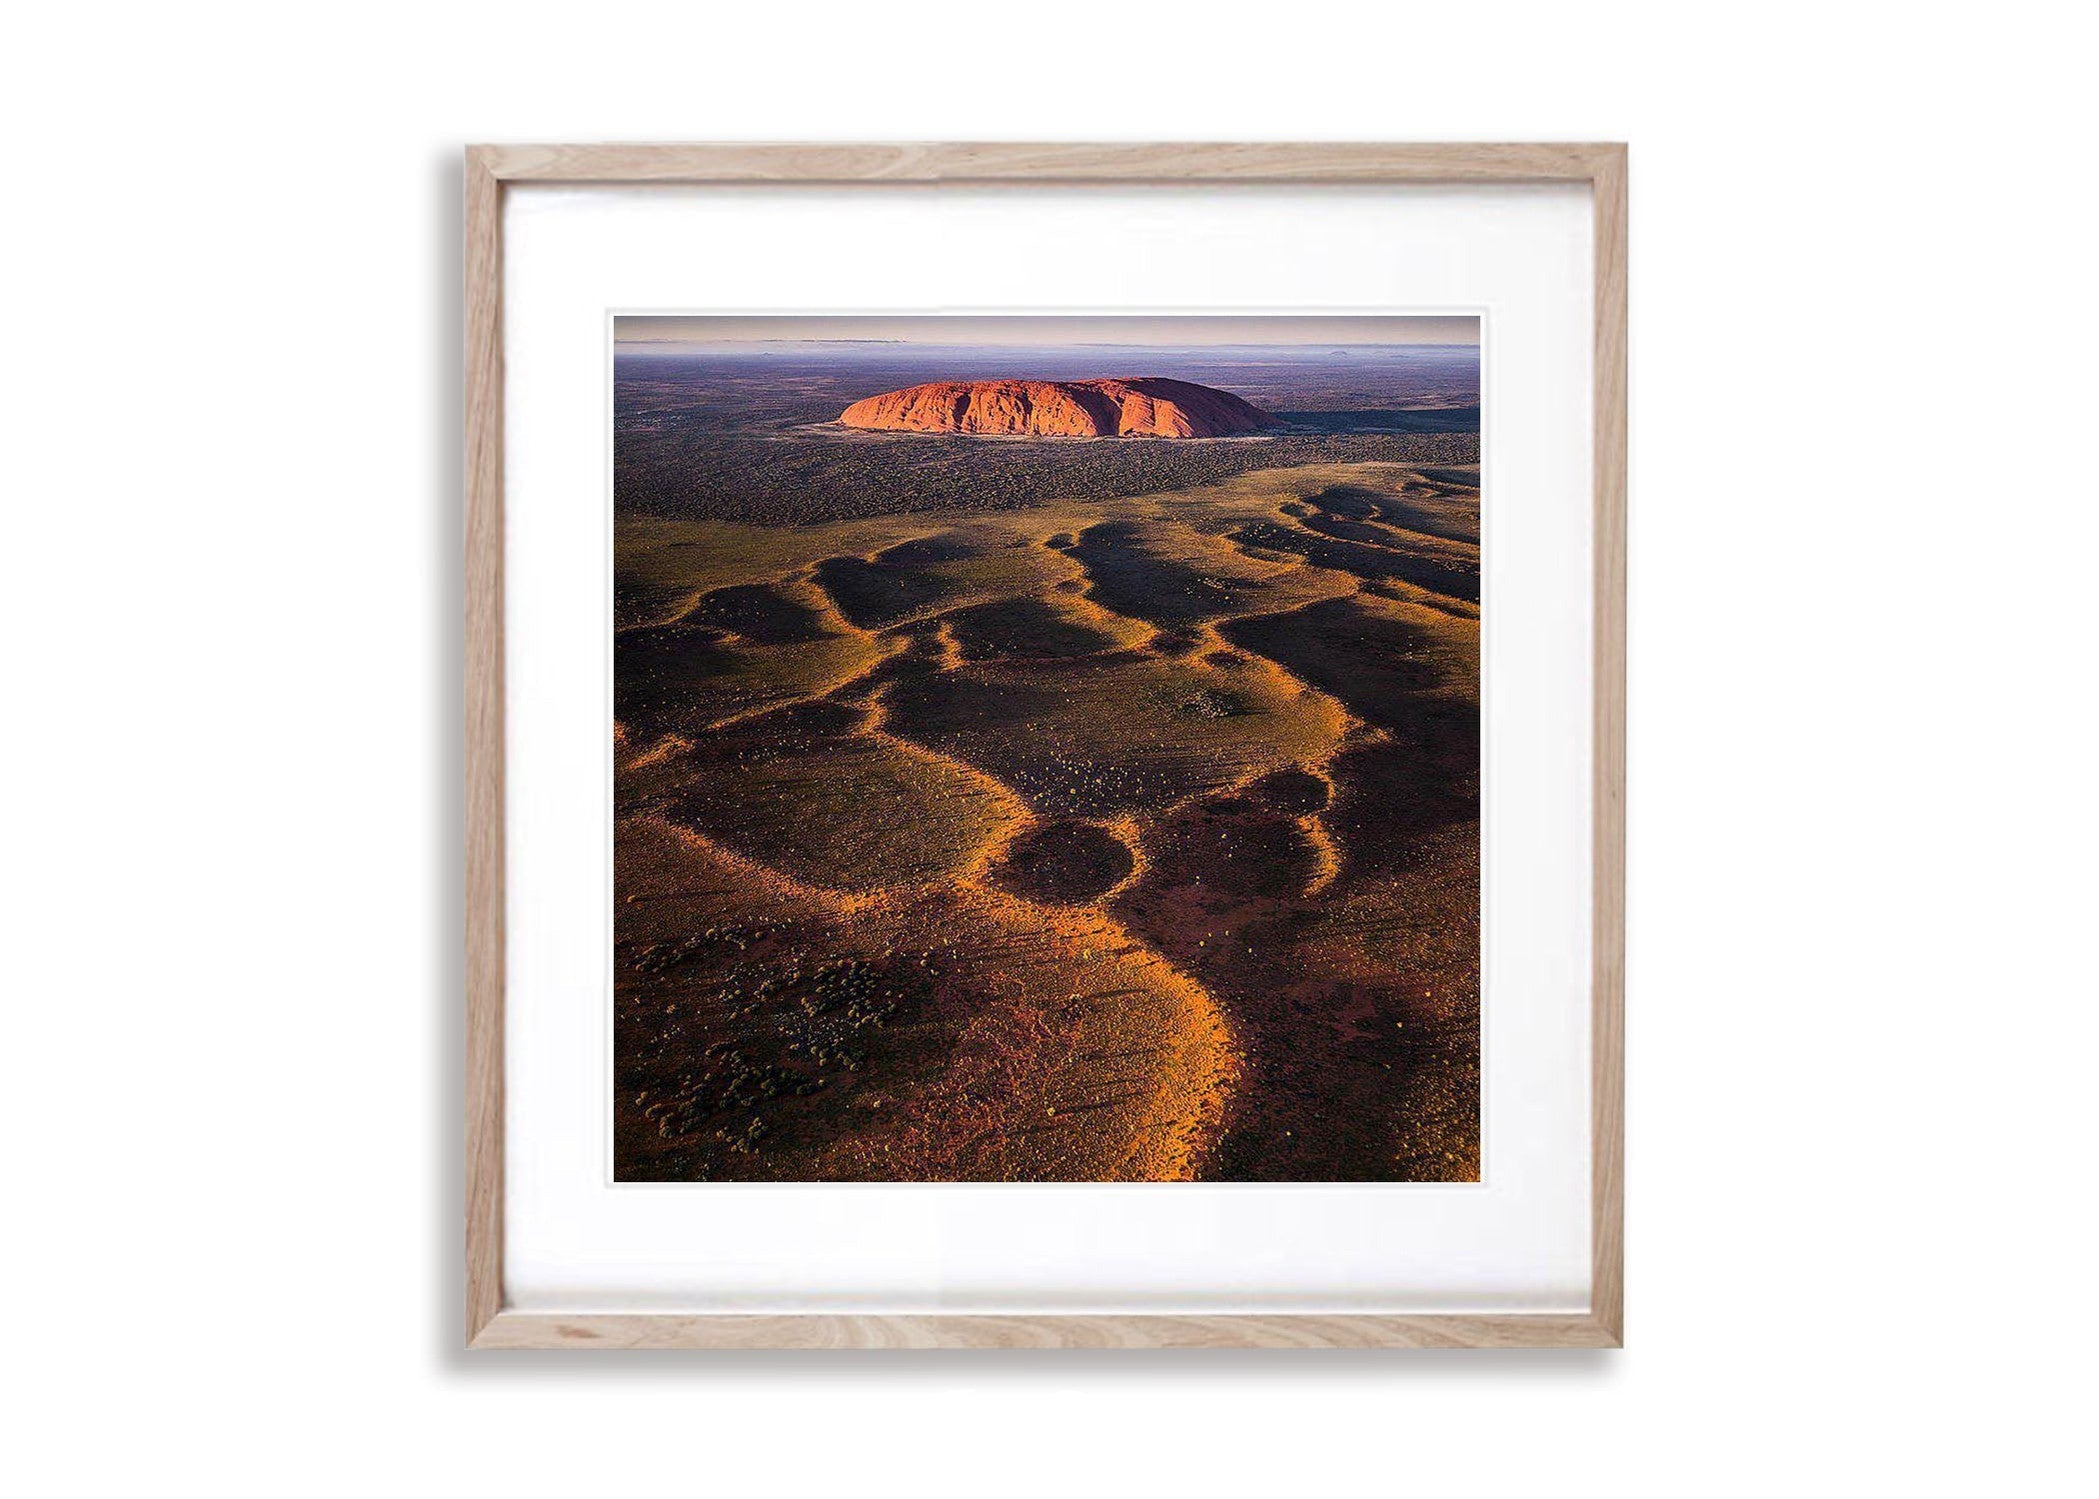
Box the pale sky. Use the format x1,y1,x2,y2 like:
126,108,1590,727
614,314,1479,347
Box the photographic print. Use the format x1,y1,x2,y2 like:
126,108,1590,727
614,315,1481,1183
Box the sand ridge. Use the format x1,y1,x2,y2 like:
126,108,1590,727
614,461,1479,1181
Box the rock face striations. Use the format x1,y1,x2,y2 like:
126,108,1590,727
839,378,1277,439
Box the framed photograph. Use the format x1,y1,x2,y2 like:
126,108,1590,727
466,143,1625,1348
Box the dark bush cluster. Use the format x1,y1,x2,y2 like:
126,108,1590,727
623,946,941,1161
626,921,780,974
616,430,1480,525
1177,688,1242,720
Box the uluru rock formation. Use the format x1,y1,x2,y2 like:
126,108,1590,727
839,378,1277,439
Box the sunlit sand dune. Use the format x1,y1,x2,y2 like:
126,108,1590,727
616,461,1479,1181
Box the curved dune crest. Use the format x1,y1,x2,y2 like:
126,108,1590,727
840,378,1277,439
614,463,1481,1183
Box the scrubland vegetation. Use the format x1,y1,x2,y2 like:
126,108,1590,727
615,460,1480,1181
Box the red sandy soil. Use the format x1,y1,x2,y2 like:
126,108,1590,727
613,462,1478,1182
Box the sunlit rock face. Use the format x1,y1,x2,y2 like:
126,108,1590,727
840,378,1276,438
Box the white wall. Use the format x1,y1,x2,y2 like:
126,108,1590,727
5,4,2092,1494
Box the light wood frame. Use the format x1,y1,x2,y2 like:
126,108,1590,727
466,142,1626,1350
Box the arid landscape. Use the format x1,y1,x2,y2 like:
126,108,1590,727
614,318,1481,1182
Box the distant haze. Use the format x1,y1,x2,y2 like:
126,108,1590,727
616,314,1480,351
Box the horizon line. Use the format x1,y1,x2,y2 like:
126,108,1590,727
613,314,1481,349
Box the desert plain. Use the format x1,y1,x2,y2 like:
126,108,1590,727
613,333,1481,1182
